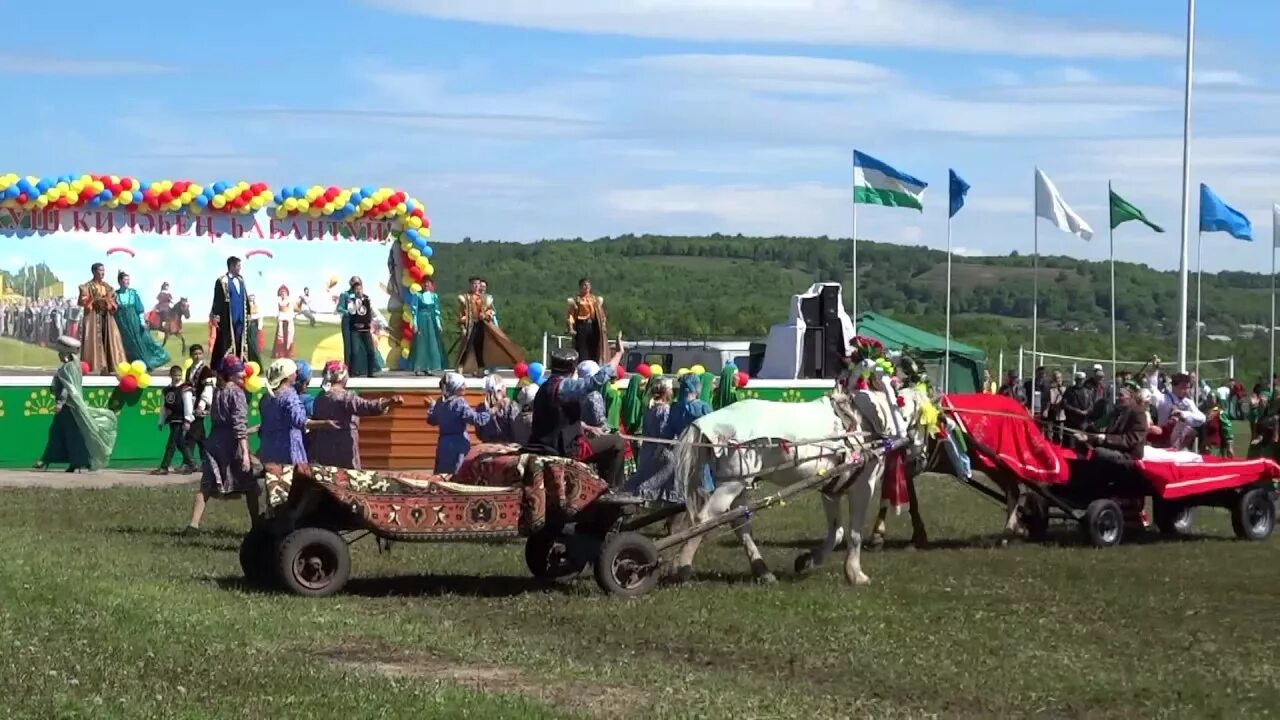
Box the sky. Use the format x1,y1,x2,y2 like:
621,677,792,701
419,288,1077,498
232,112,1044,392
1,0,1278,314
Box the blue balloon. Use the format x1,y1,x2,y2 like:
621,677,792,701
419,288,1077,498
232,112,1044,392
17,179,32,194
194,195,209,207
35,179,51,193
361,186,376,197
342,202,356,216
404,228,418,243
213,181,228,194
405,199,416,213
98,189,112,201
292,186,304,198
421,244,433,258
527,362,545,383
273,191,284,204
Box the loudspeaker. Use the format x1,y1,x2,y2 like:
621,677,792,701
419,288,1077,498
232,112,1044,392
802,327,825,377
798,294,821,326
820,284,842,320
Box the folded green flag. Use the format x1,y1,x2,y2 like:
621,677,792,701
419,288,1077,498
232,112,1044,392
1109,189,1164,232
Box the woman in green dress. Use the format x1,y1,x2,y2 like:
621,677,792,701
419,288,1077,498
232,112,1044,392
35,337,119,472
114,272,170,371
336,277,384,375
408,280,446,375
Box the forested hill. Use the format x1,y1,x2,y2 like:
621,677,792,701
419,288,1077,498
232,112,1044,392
423,234,1273,380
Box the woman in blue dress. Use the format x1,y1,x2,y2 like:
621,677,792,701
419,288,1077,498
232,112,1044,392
663,373,715,499
408,280,446,375
114,272,169,371
257,358,309,467
427,372,491,474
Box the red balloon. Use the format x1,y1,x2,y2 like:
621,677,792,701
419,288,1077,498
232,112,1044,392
616,366,627,381
118,375,139,393
80,361,90,374
736,371,749,389
120,177,133,190
16,193,27,204
513,362,529,379
54,198,69,209
636,363,652,379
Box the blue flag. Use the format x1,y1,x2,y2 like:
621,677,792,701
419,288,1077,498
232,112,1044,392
949,169,970,219
1199,183,1253,241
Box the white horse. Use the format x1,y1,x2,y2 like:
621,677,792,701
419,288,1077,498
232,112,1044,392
671,383,904,586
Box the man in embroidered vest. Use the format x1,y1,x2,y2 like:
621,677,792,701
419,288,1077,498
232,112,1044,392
566,276,607,363
455,276,524,376
77,262,127,375
208,256,254,368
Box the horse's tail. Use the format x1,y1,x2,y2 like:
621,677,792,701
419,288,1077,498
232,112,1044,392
673,425,710,525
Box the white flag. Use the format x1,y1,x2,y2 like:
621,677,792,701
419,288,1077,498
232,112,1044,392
1035,168,1094,241
1273,203,1279,249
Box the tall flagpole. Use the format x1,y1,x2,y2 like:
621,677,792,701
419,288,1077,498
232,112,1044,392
851,151,858,324
1176,0,1196,372
1271,209,1276,385
1109,182,1118,402
944,214,953,392
1031,167,1039,370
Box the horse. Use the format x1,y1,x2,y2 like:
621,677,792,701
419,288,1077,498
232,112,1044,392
148,297,191,354
671,379,913,587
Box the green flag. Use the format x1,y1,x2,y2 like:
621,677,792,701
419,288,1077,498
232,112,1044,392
1109,189,1164,232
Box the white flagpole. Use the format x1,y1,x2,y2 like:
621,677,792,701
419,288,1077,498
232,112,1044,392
1109,182,1118,402
1271,210,1276,386
1031,167,1039,370
851,151,859,325
1176,0,1196,372
944,214,953,392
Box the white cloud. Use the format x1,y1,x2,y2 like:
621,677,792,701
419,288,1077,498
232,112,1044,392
1056,66,1098,84
364,0,1182,58
602,183,847,236
0,52,176,76
1194,69,1255,87
623,54,892,96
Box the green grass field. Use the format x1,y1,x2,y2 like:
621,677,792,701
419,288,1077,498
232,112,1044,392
1,477,1278,718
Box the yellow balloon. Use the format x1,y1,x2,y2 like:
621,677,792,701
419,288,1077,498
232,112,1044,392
422,262,434,276
297,199,310,212
409,282,423,294
211,196,226,209
118,191,133,204
283,197,298,211
649,364,664,376
323,202,335,214
137,373,152,389
408,216,422,229
246,361,261,377
691,364,706,375
182,357,193,370
401,272,413,286
130,360,146,376
400,348,411,359
115,361,132,377
274,207,288,219
401,309,413,323
66,193,80,205
307,207,322,218
677,367,690,376
244,376,264,394
415,257,428,271
407,248,421,261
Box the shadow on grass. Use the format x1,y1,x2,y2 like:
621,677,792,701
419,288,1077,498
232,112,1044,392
213,573,580,599
106,524,247,540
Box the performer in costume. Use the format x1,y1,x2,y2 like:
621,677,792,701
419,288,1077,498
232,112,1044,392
34,336,119,472
248,294,263,358
272,285,295,358
344,279,379,377
77,263,128,375
114,272,170,371
566,277,607,363
208,256,254,369
408,280,446,375
456,277,525,375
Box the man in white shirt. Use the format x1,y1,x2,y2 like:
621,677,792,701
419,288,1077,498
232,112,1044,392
297,287,316,327
1146,356,1205,450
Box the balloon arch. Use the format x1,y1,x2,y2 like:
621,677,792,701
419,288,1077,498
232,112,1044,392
0,171,433,371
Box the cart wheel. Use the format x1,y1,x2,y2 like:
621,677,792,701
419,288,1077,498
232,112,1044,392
239,524,277,588
276,527,351,597
1021,495,1050,542
1081,499,1124,548
1152,499,1194,536
1231,488,1275,541
525,526,587,581
594,532,660,598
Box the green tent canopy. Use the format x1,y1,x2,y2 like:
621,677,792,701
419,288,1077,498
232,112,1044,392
854,312,986,393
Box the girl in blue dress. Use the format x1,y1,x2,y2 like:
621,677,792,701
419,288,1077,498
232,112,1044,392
114,272,170,371
427,372,491,474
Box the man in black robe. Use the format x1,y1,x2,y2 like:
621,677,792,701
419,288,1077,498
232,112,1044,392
208,256,257,368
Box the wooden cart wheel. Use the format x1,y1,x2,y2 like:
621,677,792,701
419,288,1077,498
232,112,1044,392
276,527,351,598
1231,488,1275,541
1081,499,1124,548
1152,499,1194,536
239,524,278,588
525,526,587,581
594,532,660,598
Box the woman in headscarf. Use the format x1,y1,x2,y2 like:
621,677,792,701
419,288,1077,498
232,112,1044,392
114,271,170,371
625,376,678,501
293,359,314,417
427,371,491,474
475,373,520,443
511,383,539,446
576,361,608,432
713,365,739,410
308,361,402,469
34,336,118,472
663,373,715,497
183,356,259,536
257,358,310,467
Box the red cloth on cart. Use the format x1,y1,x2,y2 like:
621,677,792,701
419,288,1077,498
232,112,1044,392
940,393,1070,486
881,447,909,514
1139,455,1280,501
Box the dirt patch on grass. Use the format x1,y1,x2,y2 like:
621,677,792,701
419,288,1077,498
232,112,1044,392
321,645,644,719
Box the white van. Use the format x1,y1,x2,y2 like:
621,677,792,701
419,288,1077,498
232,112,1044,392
623,339,754,375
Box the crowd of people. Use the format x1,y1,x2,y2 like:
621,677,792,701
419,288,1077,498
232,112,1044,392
0,297,77,350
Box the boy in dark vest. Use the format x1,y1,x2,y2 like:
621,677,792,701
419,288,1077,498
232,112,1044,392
153,365,197,475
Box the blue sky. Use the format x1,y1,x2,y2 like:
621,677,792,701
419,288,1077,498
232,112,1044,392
1,0,1278,314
